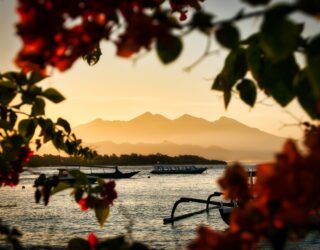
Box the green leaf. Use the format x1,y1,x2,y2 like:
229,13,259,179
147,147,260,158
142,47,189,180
306,35,320,97
295,70,320,119
191,11,214,34
2,72,27,86
0,80,16,89
0,86,16,105
221,48,247,89
67,238,91,250
52,131,65,150
38,118,55,143
31,98,45,116
224,90,232,109
28,72,46,85
51,182,71,195
94,200,110,227
42,88,65,103
261,56,299,106
18,119,37,141
156,35,183,64
261,14,302,61
246,41,264,83
22,86,43,104
215,24,240,49
237,79,257,107
56,118,71,134
211,74,224,91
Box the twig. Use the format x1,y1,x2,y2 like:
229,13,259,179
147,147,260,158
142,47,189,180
184,37,219,72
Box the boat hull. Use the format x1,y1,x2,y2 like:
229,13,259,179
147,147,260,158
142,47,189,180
151,168,207,174
88,171,140,179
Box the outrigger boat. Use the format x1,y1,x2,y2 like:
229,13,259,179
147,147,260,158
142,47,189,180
151,165,207,174
34,169,97,187
86,166,140,179
163,167,256,225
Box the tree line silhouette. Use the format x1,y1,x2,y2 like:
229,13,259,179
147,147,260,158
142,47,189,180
28,153,227,167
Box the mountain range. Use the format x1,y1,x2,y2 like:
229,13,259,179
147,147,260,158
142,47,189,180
65,112,286,162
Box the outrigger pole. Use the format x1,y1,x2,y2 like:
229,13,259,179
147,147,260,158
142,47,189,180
163,192,233,225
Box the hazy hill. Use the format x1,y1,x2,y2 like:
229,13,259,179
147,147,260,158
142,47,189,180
73,112,285,154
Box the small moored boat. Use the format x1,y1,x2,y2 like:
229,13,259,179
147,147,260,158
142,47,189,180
86,166,140,179
151,165,207,174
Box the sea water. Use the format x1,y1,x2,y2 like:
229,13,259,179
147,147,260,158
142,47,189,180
0,165,228,249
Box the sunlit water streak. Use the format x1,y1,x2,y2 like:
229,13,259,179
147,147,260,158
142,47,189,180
0,165,229,249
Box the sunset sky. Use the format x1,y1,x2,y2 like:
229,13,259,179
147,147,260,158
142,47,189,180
1,0,319,139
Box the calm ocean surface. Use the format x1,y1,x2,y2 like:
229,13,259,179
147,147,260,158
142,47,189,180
0,165,228,250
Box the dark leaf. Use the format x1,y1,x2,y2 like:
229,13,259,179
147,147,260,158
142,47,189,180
52,131,65,150
306,35,320,97
67,238,91,250
31,98,45,116
211,74,224,91
295,70,320,119
38,118,55,143
2,72,27,86
0,86,16,105
261,13,302,61
42,88,65,103
28,72,46,85
18,119,37,141
130,242,150,250
237,79,257,107
0,80,16,89
36,139,42,150
241,0,271,5
215,24,240,49
56,118,71,134
261,56,299,106
156,35,183,64
99,236,126,249
221,48,247,89
246,41,264,83
224,90,232,109
191,11,214,34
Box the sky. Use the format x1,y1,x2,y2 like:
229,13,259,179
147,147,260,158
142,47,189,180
1,0,319,139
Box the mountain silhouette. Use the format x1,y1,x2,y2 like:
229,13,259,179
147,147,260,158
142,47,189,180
69,113,285,161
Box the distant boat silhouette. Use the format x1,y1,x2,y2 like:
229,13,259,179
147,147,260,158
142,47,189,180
150,165,207,174
87,166,140,179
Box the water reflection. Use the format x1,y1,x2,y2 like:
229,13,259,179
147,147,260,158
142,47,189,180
0,165,227,249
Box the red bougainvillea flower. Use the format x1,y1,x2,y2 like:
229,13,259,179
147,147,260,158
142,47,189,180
0,146,34,187
100,180,117,205
218,163,251,204
78,196,94,211
15,0,205,74
188,225,252,250
18,146,34,164
87,232,99,250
